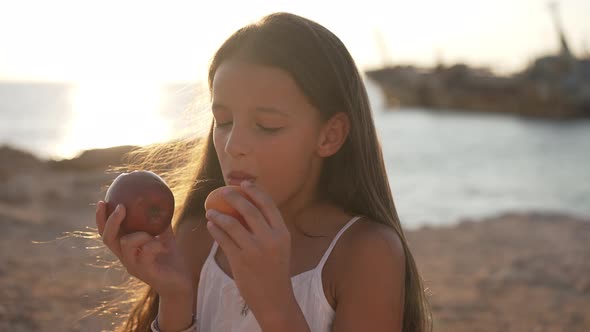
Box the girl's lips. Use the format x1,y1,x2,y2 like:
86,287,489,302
228,177,254,186
229,171,255,178
227,171,256,186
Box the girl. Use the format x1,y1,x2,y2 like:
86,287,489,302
96,12,431,332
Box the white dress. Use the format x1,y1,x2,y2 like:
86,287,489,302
195,216,362,332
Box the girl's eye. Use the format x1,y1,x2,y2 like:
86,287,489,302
214,121,282,133
257,124,283,133
215,121,232,128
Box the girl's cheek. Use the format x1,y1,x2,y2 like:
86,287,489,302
212,129,227,146
212,134,226,156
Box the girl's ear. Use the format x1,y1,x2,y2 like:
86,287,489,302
316,112,350,157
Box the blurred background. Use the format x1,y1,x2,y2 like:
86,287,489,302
1,0,589,331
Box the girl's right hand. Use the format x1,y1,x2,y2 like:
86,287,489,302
95,200,194,298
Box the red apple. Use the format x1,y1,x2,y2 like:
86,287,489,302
104,170,175,236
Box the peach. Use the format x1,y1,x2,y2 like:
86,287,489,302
204,185,253,230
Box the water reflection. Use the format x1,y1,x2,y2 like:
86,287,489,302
57,82,170,159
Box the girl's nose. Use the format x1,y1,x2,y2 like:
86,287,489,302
224,125,252,158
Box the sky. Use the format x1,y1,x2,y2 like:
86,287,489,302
0,0,589,83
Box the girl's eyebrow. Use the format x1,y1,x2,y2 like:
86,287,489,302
212,103,289,117
255,106,289,117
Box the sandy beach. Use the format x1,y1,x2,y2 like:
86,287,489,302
1,144,588,331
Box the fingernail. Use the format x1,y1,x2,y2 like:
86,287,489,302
241,180,254,187
206,209,217,218
115,204,123,212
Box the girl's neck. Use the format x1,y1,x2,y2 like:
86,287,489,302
280,197,345,239
278,157,330,237
279,189,320,232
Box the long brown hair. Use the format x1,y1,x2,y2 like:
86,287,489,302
112,12,431,332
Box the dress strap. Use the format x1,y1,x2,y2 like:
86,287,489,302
207,240,218,262
316,216,363,270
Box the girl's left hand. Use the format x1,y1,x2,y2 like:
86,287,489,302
205,180,294,321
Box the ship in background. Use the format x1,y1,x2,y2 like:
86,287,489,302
365,3,590,119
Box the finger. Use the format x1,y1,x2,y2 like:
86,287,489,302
119,231,154,266
102,204,126,257
206,209,254,248
205,213,241,257
223,186,271,236
95,201,106,236
240,181,285,230
156,224,175,245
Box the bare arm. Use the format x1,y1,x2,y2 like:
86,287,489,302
155,218,212,332
157,291,196,332
331,224,406,332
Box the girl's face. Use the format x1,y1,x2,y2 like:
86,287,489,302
211,60,324,209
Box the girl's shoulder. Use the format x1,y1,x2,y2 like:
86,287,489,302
326,216,405,299
339,217,404,253
329,215,404,260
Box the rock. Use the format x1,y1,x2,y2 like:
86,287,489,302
47,145,139,171
0,145,46,180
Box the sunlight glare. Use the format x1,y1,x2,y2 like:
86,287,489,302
57,82,171,159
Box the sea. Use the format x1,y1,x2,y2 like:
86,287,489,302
1,78,589,229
